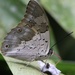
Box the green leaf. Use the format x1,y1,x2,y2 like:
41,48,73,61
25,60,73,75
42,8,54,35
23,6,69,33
0,0,75,75
41,0,75,38
57,61,75,75
3,56,63,75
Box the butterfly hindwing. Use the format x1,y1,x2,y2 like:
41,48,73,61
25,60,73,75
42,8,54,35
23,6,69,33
1,0,50,61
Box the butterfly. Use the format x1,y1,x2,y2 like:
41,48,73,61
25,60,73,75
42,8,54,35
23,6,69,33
1,0,53,61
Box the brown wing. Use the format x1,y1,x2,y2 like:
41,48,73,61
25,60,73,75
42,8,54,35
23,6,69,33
18,0,49,33
1,0,50,61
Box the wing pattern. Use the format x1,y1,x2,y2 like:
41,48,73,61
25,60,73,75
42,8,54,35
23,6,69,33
1,0,50,61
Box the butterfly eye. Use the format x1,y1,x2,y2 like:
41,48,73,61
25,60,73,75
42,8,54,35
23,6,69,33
47,49,53,55
50,49,53,55
17,28,22,33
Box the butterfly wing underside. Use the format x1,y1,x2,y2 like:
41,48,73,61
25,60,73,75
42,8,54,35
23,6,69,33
1,0,50,61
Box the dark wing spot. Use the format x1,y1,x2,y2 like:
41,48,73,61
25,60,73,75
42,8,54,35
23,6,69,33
17,28,22,33
5,44,10,48
43,39,45,40
45,41,48,43
41,50,44,52
41,44,44,46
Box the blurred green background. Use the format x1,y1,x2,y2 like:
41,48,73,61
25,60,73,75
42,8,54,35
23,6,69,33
0,0,75,75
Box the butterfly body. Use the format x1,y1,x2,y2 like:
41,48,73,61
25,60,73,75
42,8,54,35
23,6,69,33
1,0,52,61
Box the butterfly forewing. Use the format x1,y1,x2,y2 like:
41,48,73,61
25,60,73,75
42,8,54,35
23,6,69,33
1,0,50,61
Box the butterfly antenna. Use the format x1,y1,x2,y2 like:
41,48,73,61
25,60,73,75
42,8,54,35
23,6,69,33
50,32,73,65
50,31,73,49
53,51,61,65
